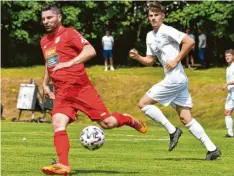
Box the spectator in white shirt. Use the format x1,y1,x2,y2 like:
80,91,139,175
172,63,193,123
102,30,114,71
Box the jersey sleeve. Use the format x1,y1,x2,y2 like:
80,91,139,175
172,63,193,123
165,26,185,44
40,37,46,60
68,28,90,51
146,33,154,56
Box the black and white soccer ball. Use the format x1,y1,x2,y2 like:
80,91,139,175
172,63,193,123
80,126,105,150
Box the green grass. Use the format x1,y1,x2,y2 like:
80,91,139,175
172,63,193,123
1,121,234,176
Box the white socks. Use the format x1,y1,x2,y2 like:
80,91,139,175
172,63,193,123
185,118,216,151
225,116,233,136
141,105,217,151
141,105,176,134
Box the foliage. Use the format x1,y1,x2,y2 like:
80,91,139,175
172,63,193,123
1,1,234,67
165,1,234,40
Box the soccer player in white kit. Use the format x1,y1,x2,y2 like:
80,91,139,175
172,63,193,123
222,49,234,138
129,2,221,160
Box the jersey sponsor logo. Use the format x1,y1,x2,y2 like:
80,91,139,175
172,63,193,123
45,47,59,67
45,47,57,58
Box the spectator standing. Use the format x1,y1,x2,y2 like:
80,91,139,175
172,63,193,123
102,30,114,71
198,29,207,68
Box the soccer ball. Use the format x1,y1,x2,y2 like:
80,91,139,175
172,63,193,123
80,126,105,150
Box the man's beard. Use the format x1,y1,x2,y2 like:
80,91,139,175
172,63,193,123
45,26,53,33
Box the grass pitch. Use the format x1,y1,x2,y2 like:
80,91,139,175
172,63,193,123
1,65,234,175
1,121,234,176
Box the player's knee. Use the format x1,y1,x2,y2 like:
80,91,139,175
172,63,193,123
99,122,115,129
138,101,146,109
52,114,68,132
99,122,108,129
224,110,232,116
99,119,117,129
179,115,189,125
52,118,62,131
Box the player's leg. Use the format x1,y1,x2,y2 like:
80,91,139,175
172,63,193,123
74,82,147,133
98,113,147,133
176,105,221,160
139,89,182,151
41,108,73,175
224,95,234,137
224,109,233,137
139,94,176,134
173,82,221,160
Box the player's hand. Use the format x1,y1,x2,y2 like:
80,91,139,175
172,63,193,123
222,83,228,91
43,85,55,99
52,61,73,72
166,59,178,70
129,48,139,60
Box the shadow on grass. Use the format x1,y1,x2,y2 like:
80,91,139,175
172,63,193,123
154,157,204,161
71,169,141,175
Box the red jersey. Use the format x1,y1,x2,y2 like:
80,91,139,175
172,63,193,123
40,26,90,88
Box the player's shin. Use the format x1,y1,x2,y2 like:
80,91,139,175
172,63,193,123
185,118,216,151
54,130,70,166
225,116,233,136
111,112,132,127
141,105,176,134
111,112,147,133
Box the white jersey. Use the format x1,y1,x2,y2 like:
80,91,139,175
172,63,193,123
146,23,187,83
102,36,114,50
226,62,234,91
198,33,207,48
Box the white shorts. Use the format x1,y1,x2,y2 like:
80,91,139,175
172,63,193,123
146,80,193,108
225,92,234,110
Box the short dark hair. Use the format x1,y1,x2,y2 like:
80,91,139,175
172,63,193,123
225,49,234,56
147,1,165,13
41,4,61,15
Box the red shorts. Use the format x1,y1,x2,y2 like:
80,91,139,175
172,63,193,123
52,75,110,123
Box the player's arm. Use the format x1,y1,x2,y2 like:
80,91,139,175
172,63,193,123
43,63,55,99
223,81,234,90
52,29,96,71
129,49,155,66
166,35,195,70
69,45,96,65
175,35,194,63
227,81,234,86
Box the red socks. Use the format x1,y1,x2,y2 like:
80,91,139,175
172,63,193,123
54,130,70,166
111,112,133,127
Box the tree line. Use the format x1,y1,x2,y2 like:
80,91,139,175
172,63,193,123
1,1,234,67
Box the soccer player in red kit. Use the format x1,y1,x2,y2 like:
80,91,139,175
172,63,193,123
40,4,147,175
